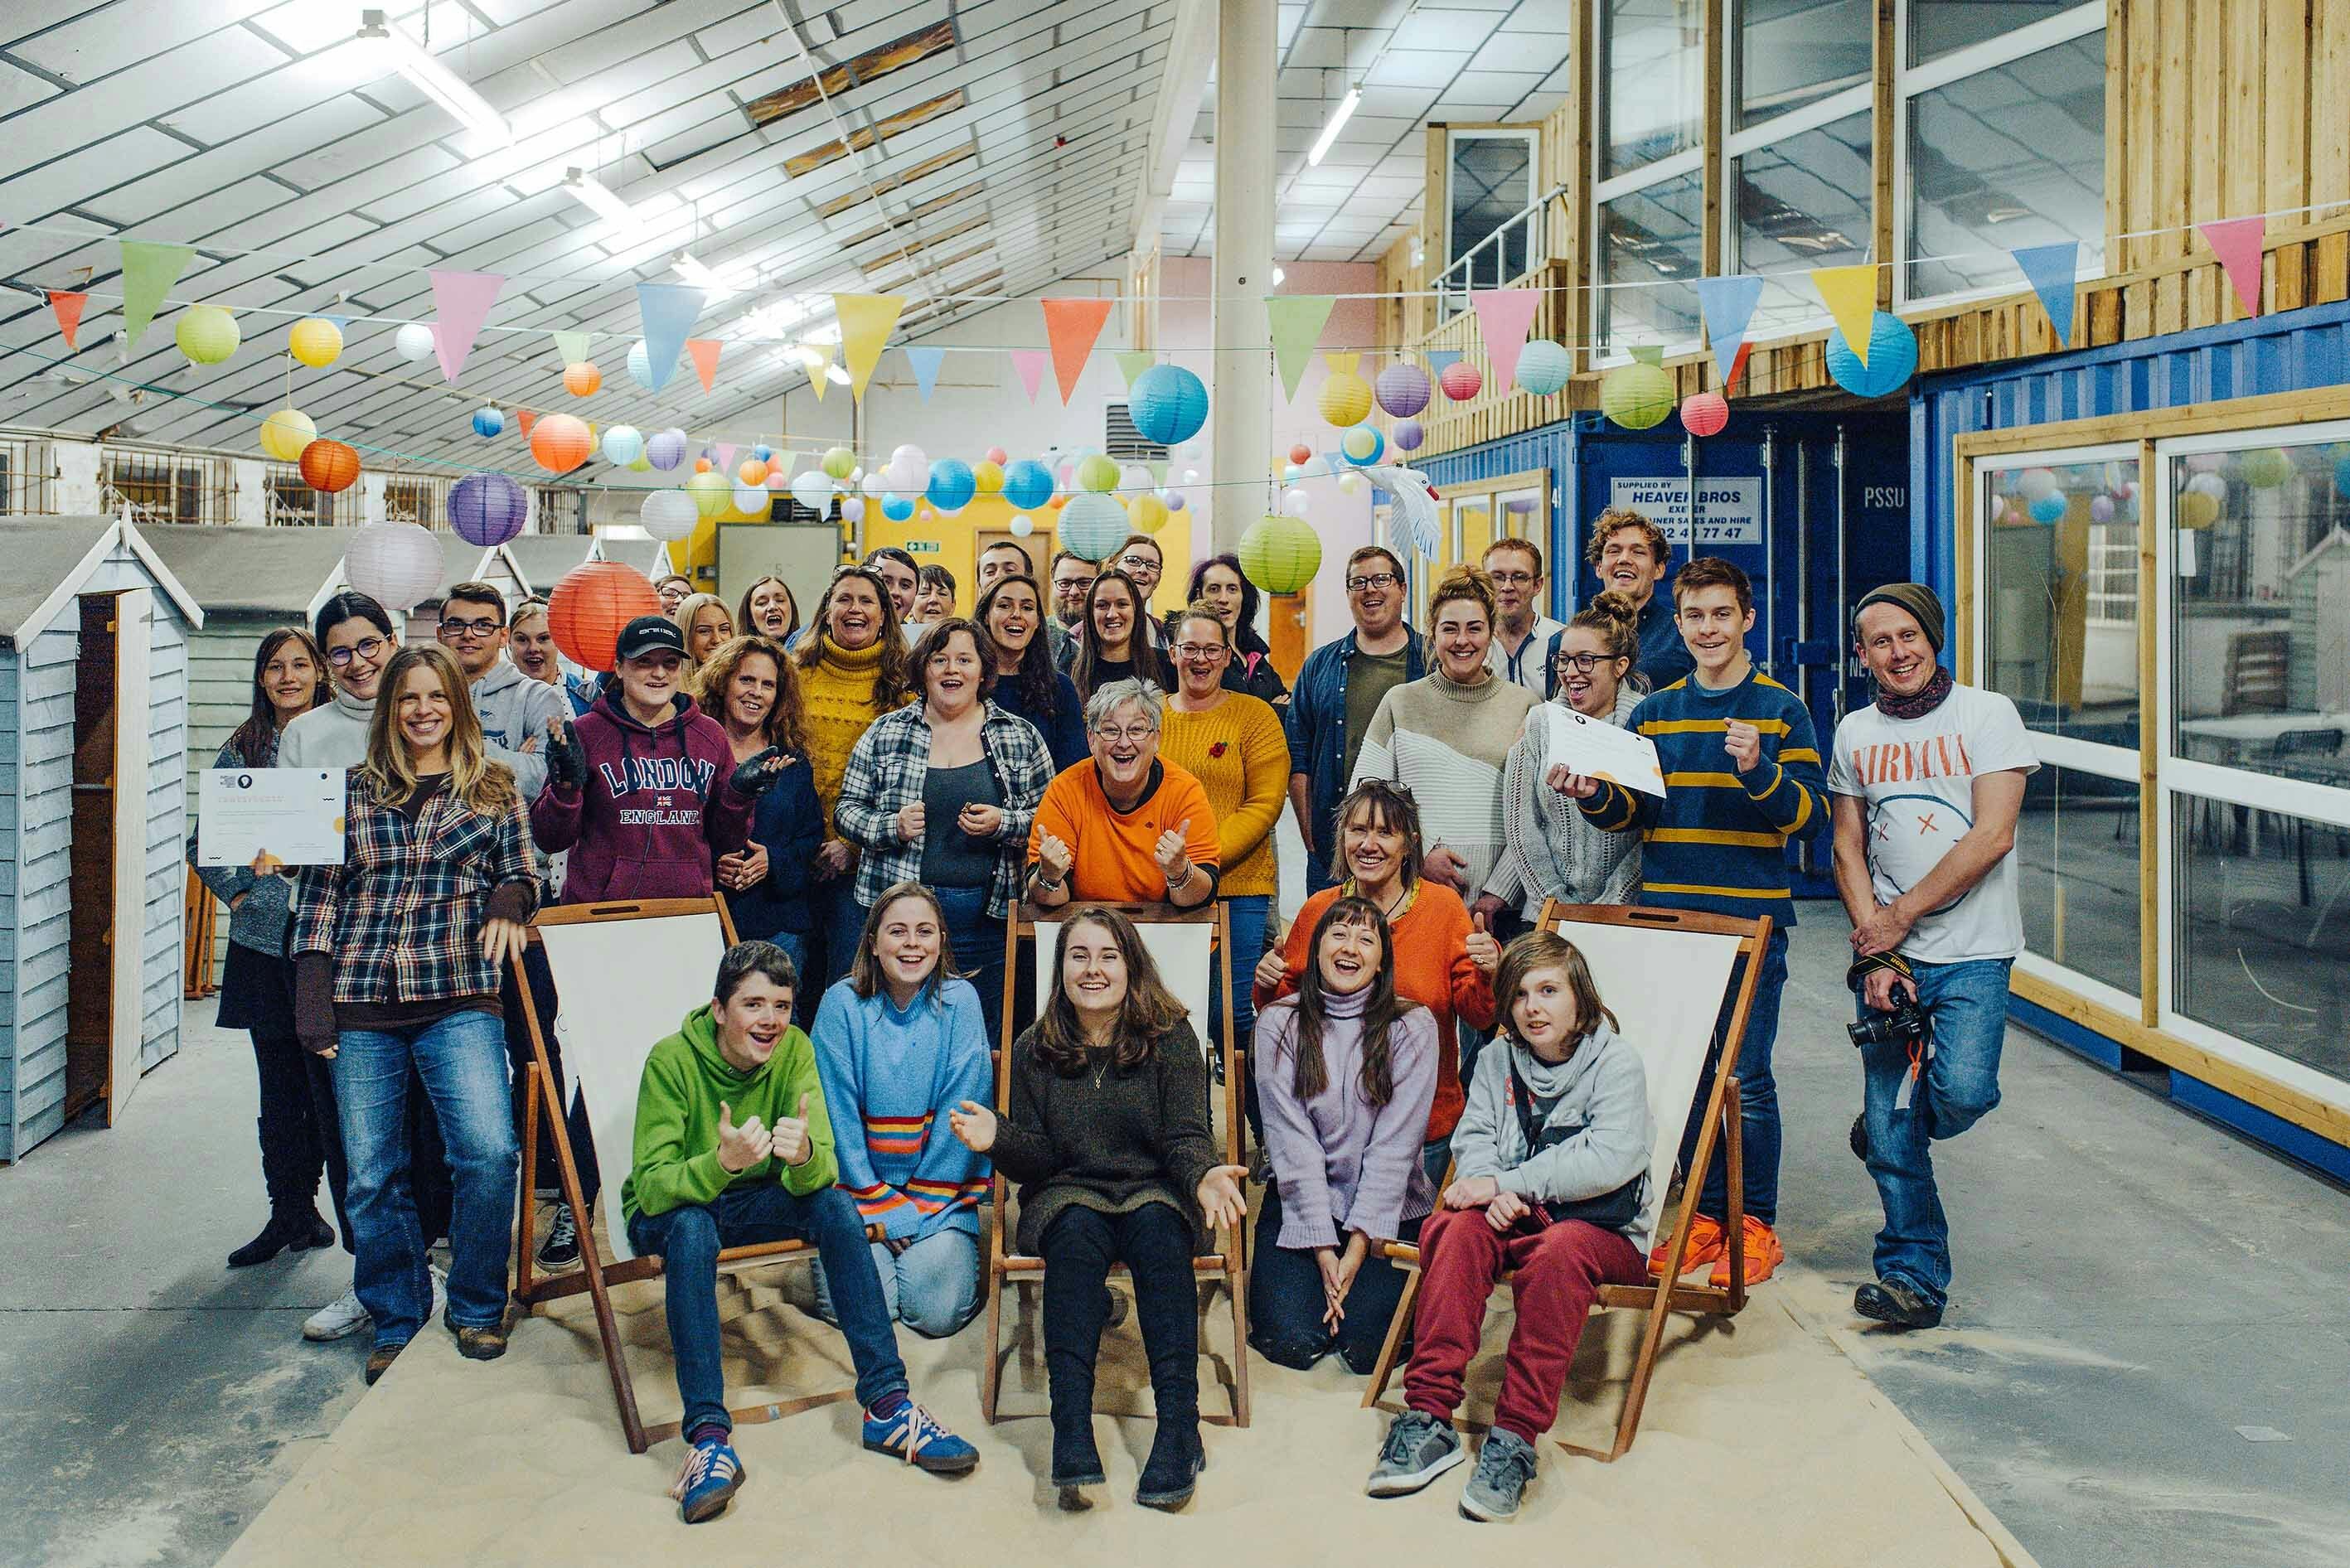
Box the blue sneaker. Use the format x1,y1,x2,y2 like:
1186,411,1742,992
862,1397,979,1474
671,1436,744,1524
1459,1428,1538,1522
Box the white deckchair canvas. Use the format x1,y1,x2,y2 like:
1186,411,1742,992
1027,917,1214,1053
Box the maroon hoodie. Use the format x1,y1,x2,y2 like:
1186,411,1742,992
530,689,753,903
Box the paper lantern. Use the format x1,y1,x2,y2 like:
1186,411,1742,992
2239,448,2295,488
875,495,911,523
2184,472,2228,501
1129,493,1168,534
2089,495,2115,523
563,361,603,397
2017,467,2059,501
530,413,592,473
2177,489,2222,530
289,317,343,368
842,497,866,523
1344,425,1386,466
860,471,885,496
1288,444,1312,466
1009,513,1034,537
1599,361,1674,430
642,489,697,541
1514,339,1572,396
1058,492,1129,560
1375,363,1432,418
174,305,240,365
884,453,930,498
1076,453,1121,493
2334,455,2350,501
790,470,834,513
1317,370,1373,427
2027,491,2067,524
298,438,361,493
449,471,528,545
734,483,771,513
1438,361,1482,401
1296,452,1333,482
1679,391,1729,438
892,443,925,465
1002,459,1054,511
821,446,856,480
1165,491,1188,511
2184,452,2225,474
686,470,730,519
259,407,316,461
695,458,714,475
1282,486,1311,519
752,445,773,463
986,446,1010,465
548,561,661,673
738,459,769,486
973,460,1005,496
346,522,443,612
1336,471,1365,496
471,406,505,438
1825,311,1919,399
647,428,687,471
927,458,976,513
1239,512,1322,594
1393,419,1424,452
395,322,436,363
601,424,644,466
628,454,653,472
1129,364,1209,446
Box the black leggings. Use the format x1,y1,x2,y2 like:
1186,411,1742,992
1039,1203,1199,1442
1246,1184,1420,1374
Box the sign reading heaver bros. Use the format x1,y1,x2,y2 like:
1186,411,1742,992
1609,477,1761,546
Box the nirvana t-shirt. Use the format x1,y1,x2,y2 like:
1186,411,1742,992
1342,646,1411,786
1828,683,2039,964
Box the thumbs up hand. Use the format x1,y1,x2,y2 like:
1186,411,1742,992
770,1091,815,1168
715,1101,773,1174
1155,818,1194,880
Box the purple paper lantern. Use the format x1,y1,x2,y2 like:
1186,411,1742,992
1376,363,1432,419
1393,419,1424,452
448,471,528,546
646,428,688,471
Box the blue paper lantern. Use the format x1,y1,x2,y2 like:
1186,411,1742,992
880,494,915,523
1002,458,1054,511
448,471,528,547
1824,312,1919,399
1128,364,1209,446
1340,424,1385,467
752,444,773,463
1514,339,1572,396
1058,492,1129,561
2027,490,2068,524
600,423,644,466
926,457,976,513
2333,454,2350,501
471,406,504,438
646,428,688,471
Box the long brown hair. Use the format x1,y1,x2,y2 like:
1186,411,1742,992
976,573,1066,722
1272,896,1412,1106
735,574,798,644
1070,569,1162,699
690,634,809,757
1332,777,1425,891
847,881,962,1001
230,626,327,762
1029,904,1189,1076
795,564,910,708
361,643,516,815
1493,931,1618,1053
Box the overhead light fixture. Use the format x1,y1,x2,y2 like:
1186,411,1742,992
673,252,734,298
357,10,511,146
1272,266,1286,285
563,167,636,225
1306,84,1361,167
826,364,851,386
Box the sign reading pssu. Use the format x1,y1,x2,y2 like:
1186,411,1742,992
1608,477,1761,546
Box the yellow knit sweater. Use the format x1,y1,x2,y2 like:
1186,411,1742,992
1161,691,1289,898
800,638,907,833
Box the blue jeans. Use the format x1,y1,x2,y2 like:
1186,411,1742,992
817,874,866,988
1856,956,2011,1309
333,1011,519,1345
1680,927,1787,1227
929,883,1004,1042
1214,895,1272,1135
810,1227,982,1339
627,1182,908,1437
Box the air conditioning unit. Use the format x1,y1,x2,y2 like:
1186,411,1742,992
1105,401,1168,461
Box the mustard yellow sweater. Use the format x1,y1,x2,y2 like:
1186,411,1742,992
1161,691,1289,898
800,639,908,833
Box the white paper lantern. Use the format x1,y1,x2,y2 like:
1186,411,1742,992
345,521,443,612
395,322,436,364
641,488,698,541
1009,513,1034,536
733,482,769,512
1281,486,1311,518
791,470,835,513
860,471,886,497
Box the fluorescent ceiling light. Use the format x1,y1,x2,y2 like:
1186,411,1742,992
1272,266,1286,285
1306,85,1361,167
673,252,735,298
564,167,636,225
826,364,851,386
357,10,511,146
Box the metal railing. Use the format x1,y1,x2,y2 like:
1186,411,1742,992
1432,181,1567,322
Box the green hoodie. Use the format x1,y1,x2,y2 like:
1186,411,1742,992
620,1003,840,1229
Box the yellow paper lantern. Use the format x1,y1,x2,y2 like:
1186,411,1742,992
2177,489,2221,530
175,305,240,365
1077,453,1120,493
1238,512,1322,593
1128,493,1169,535
1317,370,1373,428
686,469,731,519
288,317,343,368
260,407,316,462
973,459,1005,496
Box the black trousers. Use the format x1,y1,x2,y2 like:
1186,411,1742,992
497,941,600,1208
251,1025,327,1214
1246,1185,1420,1374
1039,1203,1199,1459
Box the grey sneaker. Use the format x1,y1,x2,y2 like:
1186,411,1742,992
1366,1410,1465,1497
1459,1429,1538,1522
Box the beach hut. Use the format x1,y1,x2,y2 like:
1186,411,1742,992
404,537,532,646
505,533,600,599
0,516,202,1160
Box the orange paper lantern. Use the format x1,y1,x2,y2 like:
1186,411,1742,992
563,361,602,397
738,459,769,486
547,560,662,673
531,412,594,473
694,457,713,473
298,438,361,493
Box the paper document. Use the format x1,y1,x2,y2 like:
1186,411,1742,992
1544,709,1667,798
197,768,346,866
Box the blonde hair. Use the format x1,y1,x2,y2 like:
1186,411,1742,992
671,592,734,678
362,643,516,815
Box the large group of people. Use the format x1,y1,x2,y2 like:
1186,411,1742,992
191,512,2033,1527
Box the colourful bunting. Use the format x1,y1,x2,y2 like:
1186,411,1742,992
802,344,831,402
516,408,537,437
904,345,946,401
2009,243,2079,346
635,283,705,393
1115,351,1156,388
1040,298,1113,403
834,293,904,400
1325,352,1360,375
1425,349,1462,380
713,443,736,472
427,269,503,381
685,338,721,394
1810,264,1880,366
1692,275,1763,386
1266,295,1336,402
1010,349,1049,403
47,290,87,351
1469,288,1543,392
1629,345,1664,367
551,329,592,365
2198,216,2265,317
118,240,196,348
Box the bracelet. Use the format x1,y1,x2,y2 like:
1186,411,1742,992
1032,869,1064,893
1167,862,1195,893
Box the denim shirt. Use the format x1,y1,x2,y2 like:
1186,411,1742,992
1282,625,1426,878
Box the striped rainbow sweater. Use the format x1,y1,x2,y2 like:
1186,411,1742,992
809,974,993,1240
1577,666,1828,928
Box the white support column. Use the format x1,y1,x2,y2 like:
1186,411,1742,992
1209,0,1276,557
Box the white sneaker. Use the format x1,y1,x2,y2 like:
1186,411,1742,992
429,1263,448,1327
303,1287,370,1343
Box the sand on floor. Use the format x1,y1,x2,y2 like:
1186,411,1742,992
216,1252,2033,1568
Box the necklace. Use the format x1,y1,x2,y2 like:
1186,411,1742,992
1346,878,1416,923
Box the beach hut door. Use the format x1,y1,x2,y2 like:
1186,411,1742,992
105,590,151,1122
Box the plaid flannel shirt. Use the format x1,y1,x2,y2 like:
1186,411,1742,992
833,703,1054,917
290,771,540,1004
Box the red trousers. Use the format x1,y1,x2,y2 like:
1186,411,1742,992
1403,1204,1646,1443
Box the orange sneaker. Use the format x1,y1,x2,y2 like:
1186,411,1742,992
1648,1213,1725,1278
1709,1215,1785,1288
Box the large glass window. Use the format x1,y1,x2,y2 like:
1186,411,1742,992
1737,0,1871,128
1447,131,1540,290
2015,764,2143,999
1731,109,1873,336
1597,170,1703,347
1910,0,2081,66
1601,0,1703,179
1984,455,2140,746
1905,31,2105,300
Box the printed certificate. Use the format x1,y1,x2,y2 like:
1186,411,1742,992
1545,710,1667,798
197,768,346,867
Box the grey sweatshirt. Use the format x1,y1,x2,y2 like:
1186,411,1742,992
1449,1020,1655,1249
469,656,567,801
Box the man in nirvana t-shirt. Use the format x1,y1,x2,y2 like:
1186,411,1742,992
1828,582,2036,1332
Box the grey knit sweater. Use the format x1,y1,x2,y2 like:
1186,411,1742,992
1348,668,1538,900
1484,684,1644,918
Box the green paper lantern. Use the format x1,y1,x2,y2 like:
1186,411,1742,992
1059,491,1130,559
1077,453,1121,493
1238,512,1322,594
175,304,240,365
2238,447,2295,489
821,445,856,480
686,468,731,519
1600,361,1674,430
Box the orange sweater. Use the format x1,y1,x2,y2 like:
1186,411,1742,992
1252,880,1493,1140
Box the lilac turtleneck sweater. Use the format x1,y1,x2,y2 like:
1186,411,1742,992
1251,982,1439,1250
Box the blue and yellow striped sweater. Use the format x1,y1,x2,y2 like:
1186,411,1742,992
809,975,995,1241
1579,667,1828,927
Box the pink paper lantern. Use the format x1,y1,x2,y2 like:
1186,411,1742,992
1679,391,1729,438
1438,361,1482,401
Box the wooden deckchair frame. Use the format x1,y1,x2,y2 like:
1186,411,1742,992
510,895,879,1454
1359,900,1774,1463
980,900,1252,1428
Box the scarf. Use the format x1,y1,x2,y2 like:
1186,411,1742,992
1878,665,1954,721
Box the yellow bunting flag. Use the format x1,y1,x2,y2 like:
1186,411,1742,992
802,344,831,402
1810,264,1880,366
833,293,905,401
1325,352,1360,376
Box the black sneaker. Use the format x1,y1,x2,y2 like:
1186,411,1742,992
1849,1113,1869,1162
537,1202,580,1269
1366,1410,1465,1497
1854,1277,1942,1330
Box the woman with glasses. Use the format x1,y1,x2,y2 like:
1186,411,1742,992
1160,606,1288,1136
977,573,1088,770
1027,680,1220,912
1185,554,1287,704
1477,593,1645,932
1064,569,1172,702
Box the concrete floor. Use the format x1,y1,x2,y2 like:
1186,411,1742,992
2,907,2345,1568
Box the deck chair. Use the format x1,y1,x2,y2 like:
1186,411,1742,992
1360,900,1773,1463
509,895,879,1454
980,901,1252,1427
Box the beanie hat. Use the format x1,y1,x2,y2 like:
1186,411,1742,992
1854,583,1945,652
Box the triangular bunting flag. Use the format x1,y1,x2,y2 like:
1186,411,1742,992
2009,243,2079,346
1469,288,1543,391
1265,295,1336,401
428,269,503,381
516,408,537,437
713,443,736,473
685,338,721,394
1810,264,1880,365
833,293,905,400
1039,298,1113,403
551,329,592,365
1325,352,1361,376
1692,274,1764,386
802,345,831,402
1629,345,1665,367
2198,216,2265,316
1148,461,1169,487
1009,349,1049,403
118,240,196,348
904,345,946,402
635,283,705,393
1425,350,1462,380
47,290,87,351
1115,351,1156,388
322,312,352,332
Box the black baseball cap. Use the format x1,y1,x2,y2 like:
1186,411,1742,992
615,614,686,661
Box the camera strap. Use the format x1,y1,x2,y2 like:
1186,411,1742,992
1895,1038,1927,1111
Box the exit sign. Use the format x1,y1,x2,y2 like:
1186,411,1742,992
904,539,942,553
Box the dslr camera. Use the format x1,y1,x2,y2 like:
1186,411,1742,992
1849,995,1933,1051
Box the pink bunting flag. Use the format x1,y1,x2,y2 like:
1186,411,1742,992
1470,288,1543,393
1009,349,1049,403
427,269,504,382
2198,216,2266,317
713,443,736,472
685,338,722,393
